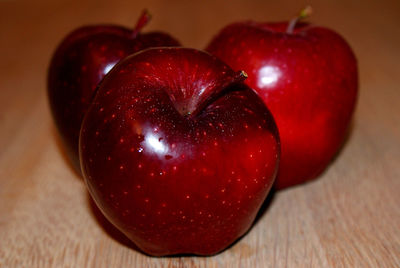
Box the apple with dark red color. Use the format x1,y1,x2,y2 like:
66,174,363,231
206,19,358,189
79,48,280,256
48,10,180,170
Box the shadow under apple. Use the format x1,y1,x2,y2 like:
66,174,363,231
51,125,82,179
86,192,142,252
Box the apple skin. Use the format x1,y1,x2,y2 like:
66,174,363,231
206,22,358,189
48,19,180,170
79,48,280,256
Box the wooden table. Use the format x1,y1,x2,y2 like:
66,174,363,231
1,0,399,267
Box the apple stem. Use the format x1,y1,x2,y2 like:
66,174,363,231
235,70,248,83
286,6,313,34
132,9,152,37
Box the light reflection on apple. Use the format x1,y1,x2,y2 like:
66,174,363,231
257,65,281,88
103,62,117,76
143,132,168,155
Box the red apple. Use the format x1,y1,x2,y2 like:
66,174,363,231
206,18,358,189
48,10,180,170
79,48,280,256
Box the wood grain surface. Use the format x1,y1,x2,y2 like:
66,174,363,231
1,0,399,267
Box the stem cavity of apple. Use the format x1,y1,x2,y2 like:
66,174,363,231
286,6,313,34
132,9,152,37
184,70,248,118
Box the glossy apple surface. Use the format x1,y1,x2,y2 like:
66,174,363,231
48,11,180,170
206,22,358,189
79,48,280,256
